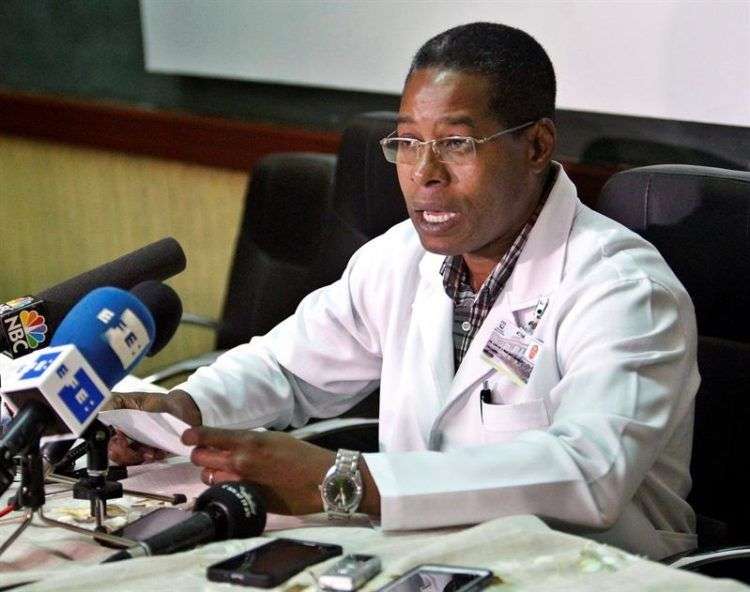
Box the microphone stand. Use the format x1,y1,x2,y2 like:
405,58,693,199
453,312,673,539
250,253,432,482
46,420,187,515
1,420,188,556
0,427,138,558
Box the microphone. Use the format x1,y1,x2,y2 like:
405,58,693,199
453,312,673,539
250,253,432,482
0,237,185,359
39,281,183,473
102,482,267,562
0,287,156,493
128,281,182,357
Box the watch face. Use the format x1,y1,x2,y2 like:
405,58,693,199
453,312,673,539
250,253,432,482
324,474,359,510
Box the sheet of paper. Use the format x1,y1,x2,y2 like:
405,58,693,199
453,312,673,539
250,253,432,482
121,458,207,500
112,374,169,394
99,409,193,457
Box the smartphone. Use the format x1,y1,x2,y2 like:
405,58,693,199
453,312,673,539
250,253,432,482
111,507,190,541
206,537,343,587
375,565,493,592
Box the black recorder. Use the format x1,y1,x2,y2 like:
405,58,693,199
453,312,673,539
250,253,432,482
207,538,343,588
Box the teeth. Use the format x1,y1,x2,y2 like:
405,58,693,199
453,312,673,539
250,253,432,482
423,211,457,224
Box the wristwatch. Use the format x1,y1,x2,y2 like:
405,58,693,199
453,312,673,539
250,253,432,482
320,449,363,519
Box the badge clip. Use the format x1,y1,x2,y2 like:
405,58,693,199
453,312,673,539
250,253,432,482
525,296,549,332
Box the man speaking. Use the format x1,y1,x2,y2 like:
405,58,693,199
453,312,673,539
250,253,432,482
110,22,698,560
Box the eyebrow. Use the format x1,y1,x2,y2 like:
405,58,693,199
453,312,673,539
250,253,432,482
395,114,478,127
439,115,477,127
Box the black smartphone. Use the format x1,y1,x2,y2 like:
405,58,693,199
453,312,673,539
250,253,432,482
111,507,190,541
206,537,343,588
375,565,493,592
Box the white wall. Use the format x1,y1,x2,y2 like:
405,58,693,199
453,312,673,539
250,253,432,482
141,0,750,127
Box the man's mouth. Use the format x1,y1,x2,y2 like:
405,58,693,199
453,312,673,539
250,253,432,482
413,209,462,237
422,210,458,224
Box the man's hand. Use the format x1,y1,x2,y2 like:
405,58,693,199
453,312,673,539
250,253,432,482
105,389,202,465
182,427,335,515
182,427,381,516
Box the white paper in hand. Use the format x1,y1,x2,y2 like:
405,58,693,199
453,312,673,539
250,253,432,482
98,409,193,457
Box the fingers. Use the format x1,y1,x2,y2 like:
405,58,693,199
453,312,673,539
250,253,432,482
188,433,241,487
201,467,240,486
108,430,167,466
103,391,202,426
141,446,168,463
166,390,202,426
186,427,260,484
109,430,146,465
182,426,253,449
190,445,233,471
103,392,169,413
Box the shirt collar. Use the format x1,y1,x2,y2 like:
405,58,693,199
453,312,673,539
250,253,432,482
440,187,550,305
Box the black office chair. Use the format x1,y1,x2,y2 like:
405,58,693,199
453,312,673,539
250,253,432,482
581,137,747,170
597,165,750,580
145,151,337,383
148,114,406,445
305,111,406,287
292,112,407,446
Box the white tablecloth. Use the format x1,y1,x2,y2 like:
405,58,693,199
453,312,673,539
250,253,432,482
0,460,747,592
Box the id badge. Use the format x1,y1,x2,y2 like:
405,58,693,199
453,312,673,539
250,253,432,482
481,319,542,386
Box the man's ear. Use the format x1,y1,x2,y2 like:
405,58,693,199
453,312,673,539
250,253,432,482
527,118,556,173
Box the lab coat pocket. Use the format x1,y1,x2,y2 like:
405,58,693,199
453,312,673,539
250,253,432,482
481,398,550,443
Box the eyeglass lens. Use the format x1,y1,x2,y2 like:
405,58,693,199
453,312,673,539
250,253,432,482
381,138,476,165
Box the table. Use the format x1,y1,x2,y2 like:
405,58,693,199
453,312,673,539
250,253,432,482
1,459,746,591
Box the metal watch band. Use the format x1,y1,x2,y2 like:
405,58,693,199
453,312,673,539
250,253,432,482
335,449,361,476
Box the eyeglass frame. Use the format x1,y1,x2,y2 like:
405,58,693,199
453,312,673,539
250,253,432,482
379,120,537,165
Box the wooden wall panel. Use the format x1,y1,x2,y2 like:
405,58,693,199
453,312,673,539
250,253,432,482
0,91,341,170
0,134,248,376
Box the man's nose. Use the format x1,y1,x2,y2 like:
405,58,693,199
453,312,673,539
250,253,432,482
411,144,449,185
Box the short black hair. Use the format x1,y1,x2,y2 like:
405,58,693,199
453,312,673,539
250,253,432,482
407,22,556,127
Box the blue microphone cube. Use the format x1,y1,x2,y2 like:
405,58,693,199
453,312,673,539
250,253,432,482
1,344,111,437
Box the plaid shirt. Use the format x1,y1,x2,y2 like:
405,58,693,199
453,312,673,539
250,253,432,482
441,195,548,371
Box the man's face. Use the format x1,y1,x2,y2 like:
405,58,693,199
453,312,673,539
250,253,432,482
396,68,542,260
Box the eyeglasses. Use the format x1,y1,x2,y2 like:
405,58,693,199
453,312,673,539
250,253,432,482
379,120,536,165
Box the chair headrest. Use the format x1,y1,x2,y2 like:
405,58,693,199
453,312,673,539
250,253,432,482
244,152,336,262
332,112,408,238
598,165,750,341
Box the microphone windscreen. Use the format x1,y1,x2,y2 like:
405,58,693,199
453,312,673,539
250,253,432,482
38,237,186,335
129,281,183,357
195,482,267,540
50,287,155,387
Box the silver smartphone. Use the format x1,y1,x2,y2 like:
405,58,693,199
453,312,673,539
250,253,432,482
375,565,493,592
318,554,382,591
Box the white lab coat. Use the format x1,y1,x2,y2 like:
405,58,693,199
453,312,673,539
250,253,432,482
181,164,699,559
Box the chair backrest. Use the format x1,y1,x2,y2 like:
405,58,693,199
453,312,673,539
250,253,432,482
597,164,750,547
218,112,407,356
302,112,407,422
309,112,407,287
332,112,406,238
217,152,336,350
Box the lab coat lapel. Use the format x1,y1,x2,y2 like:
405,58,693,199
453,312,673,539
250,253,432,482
412,251,455,404
446,164,579,404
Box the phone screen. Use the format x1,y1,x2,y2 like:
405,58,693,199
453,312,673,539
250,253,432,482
113,507,190,541
207,538,343,587
377,566,492,592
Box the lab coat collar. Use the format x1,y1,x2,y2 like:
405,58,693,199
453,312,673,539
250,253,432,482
504,162,578,309
414,163,580,406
